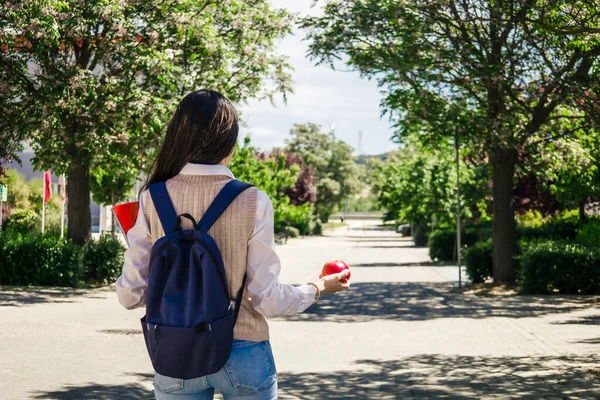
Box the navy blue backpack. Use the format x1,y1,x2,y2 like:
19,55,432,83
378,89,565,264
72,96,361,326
141,179,253,379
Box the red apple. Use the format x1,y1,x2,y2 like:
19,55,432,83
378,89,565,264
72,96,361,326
321,260,351,283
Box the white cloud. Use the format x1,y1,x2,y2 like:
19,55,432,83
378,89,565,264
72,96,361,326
240,1,398,156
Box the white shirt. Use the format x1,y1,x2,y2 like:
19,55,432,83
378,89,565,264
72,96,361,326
115,163,316,318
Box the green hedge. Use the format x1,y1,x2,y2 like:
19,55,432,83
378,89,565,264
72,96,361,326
413,224,430,247
518,241,600,294
517,220,579,241
576,223,600,247
83,234,125,286
428,229,479,262
464,239,493,284
0,231,124,288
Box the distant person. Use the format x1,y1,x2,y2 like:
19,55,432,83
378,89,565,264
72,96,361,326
115,89,350,399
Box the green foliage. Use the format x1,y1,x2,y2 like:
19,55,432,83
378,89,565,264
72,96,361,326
464,240,493,284
428,230,456,262
530,134,600,210
2,168,33,209
2,169,64,234
515,210,545,229
302,0,600,282
517,220,579,242
278,202,316,235
282,226,300,239
518,241,600,295
0,230,125,287
90,157,138,206
412,224,430,247
83,234,125,286
285,123,362,223
230,138,316,234
428,229,480,262
576,223,600,247
5,208,39,234
0,230,85,287
345,194,381,212
1,0,294,243
373,146,487,230
374,149,450,226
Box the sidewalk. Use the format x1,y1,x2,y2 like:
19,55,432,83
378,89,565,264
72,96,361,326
0,220,598,399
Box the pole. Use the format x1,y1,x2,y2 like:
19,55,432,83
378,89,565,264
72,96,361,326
59,174,65,239
41,172,46,234
455,133,462,288
0,197,3,232
60,199,65,238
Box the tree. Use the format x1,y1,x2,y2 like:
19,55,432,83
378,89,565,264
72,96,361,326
303,1,600,281
285,123,361,222
374,143,488,229
230,138,314,233
269,150,317,207
529,133,600,222
1,0,293,244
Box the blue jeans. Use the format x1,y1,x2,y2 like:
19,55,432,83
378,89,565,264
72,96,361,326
153,340,277,399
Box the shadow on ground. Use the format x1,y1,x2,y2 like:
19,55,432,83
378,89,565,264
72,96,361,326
343,235,411,241
278,354,600,399
345,237,412,243
0,286,109,307
30,373,154,399
553,315,600,325
275,282,597,323
354,262,442,267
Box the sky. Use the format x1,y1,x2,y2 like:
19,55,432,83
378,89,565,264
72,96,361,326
238,1,398,156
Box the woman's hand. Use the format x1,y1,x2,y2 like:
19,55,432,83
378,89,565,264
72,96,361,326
312,269,351,295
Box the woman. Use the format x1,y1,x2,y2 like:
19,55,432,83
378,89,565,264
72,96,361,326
116,89,350,399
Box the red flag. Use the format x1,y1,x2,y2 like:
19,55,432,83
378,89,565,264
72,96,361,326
44,170,52,204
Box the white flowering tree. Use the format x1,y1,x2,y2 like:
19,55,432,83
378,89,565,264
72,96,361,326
0,0,293,244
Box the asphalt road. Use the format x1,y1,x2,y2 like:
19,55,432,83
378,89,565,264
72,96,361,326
0,220,599,399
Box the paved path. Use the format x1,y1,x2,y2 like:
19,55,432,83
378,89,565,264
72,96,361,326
1,220,599,399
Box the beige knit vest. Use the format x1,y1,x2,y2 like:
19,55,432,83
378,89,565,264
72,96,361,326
143,174,270,342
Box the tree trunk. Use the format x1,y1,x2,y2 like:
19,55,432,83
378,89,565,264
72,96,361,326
67,163,91,245
579,200,587,224
491,149,518,283
111,191,116,238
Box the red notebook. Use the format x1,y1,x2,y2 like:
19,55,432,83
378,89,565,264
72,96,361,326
112,201,139,246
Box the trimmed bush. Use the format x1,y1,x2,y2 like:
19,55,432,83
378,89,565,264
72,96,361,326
397,224,411,237
469,227,492,243
518,220,579,241
0,230,85,287
428,228,479,262
576,222,600,247
464,239,493,284
518,241,600,295
413,224,430,247
428,229,456,261
83,235,125,286
0,230,125,288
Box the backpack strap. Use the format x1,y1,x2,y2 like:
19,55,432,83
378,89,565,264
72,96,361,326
149,182,178,235
201,180,253,324
198,180,254,232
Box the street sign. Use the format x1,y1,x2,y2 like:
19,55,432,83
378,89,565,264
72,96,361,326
0,184,7,202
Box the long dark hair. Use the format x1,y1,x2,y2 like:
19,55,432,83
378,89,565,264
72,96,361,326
142,89,238,192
